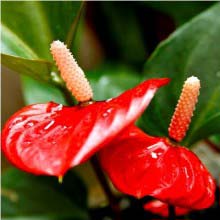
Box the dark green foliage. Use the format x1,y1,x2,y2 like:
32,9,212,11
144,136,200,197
1,169,88,220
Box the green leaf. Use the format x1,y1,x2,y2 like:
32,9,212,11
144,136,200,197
2,217,58,220
1,54,54,83
1,1,82,106
1,1,82,59
142,3,220,146
87,64,141,101
1,168,88,220
1,1,82,85
1,24,38,59
21,76,67,105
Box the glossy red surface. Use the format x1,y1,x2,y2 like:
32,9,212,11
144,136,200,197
99,126,215,209
143,200,190,217
1,78,169,176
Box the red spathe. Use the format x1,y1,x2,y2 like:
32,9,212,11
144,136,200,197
1,78,169,176
99,126,215,210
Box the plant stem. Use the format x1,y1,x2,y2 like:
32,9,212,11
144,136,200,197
205,139,220,153
62,87,76,106
168,205,176,220
91,155,121,220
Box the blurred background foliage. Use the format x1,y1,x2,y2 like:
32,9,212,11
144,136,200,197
1,1,220,220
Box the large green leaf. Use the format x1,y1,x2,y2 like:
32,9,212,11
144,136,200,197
142,3,220,146
1,168,88,220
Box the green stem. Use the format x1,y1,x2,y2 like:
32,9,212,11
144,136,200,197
91,155,121,220
62,87,76,106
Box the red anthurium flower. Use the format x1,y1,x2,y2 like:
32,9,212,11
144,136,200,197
143,200,190,217
1,41,169,177
99,126,215,209
99,76,216,210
